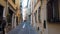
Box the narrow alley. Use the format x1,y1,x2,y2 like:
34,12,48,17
0,0,60,34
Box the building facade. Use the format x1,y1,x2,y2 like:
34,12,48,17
31,0,60,34
0,0,21,33
30,0,48,34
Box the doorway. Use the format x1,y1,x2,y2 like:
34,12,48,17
47,0,59,22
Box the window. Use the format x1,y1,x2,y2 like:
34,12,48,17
38,7,41,23
7,13,11,23
0,5,4,26
7,8,13,24
0,5,4,17
16,17,18,25
37,27,39,31
44,20,46,29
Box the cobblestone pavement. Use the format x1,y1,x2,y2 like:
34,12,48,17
7,22,38,34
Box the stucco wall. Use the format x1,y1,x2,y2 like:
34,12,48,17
8,0,16,9
0,0,6,7
40,0,48,34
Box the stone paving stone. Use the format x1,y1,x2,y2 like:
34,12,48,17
7,22,38,34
